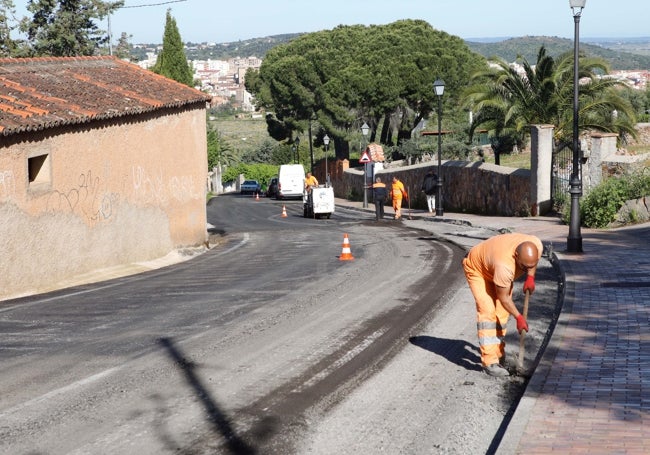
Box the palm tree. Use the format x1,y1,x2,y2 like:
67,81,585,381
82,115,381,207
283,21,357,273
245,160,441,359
462,46,637,162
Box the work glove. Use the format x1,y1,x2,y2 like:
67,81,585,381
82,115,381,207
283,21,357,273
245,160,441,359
523,275,535,294
516,314,529,334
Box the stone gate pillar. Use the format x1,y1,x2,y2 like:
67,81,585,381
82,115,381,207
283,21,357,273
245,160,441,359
529,124,554,216
587,132,617,191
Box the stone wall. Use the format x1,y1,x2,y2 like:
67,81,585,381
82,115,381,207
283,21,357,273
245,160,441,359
333,160,532,217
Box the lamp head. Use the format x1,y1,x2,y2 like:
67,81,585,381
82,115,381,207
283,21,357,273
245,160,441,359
433,79,445,96
361,122,369,137
323,134,330,146
295,136,300,146
569,0,586,15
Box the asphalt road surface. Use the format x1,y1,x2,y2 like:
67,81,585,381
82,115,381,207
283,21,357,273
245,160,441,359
1,193,501,454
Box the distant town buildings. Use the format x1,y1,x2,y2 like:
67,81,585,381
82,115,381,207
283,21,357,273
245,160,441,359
132,44,263,112
488,62,648,90
609,70,649,89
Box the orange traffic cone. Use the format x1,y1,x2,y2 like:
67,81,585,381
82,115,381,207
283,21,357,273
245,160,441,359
255,192,260,201
339,233,354,261
281,205,288,218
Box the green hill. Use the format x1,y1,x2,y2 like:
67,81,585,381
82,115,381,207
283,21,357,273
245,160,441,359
133,33,650,70
466,36,650,70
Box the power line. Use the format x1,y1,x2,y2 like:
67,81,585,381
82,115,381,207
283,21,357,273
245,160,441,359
108,0,188,55
121,0,188,9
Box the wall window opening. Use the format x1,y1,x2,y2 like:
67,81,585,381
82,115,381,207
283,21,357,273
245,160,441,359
28,153,51,188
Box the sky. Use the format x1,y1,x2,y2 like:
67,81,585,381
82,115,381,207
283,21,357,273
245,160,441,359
11,0,650,45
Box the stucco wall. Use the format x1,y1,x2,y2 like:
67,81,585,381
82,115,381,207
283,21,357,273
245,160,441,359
0,106,207,299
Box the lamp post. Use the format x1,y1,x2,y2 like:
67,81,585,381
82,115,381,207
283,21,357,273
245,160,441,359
295,136,301,165
323,134,330,186
361,122,370,208
433,79,445,217
309,118,315,174
291,145,296,163
567,0,586,253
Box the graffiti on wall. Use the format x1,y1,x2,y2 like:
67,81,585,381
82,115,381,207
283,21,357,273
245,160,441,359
23,166,202,224
169,175,201,202
132,165,167,205
44,170,120,223
0,170,16,198
133,165,201,203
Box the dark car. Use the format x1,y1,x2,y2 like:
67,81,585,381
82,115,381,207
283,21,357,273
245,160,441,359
240,180,261,195
266,177,278,198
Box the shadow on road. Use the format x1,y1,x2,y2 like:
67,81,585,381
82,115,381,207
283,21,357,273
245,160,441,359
409,335,483,372
158,337,257,455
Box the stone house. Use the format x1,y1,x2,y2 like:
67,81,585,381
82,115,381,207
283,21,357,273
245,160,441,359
0,56,212,299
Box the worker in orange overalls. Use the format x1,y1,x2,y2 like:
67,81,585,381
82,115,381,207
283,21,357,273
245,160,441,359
462,233,543,377
389,176,407,220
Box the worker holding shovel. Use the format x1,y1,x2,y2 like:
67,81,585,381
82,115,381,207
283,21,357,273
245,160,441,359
462,233,543,377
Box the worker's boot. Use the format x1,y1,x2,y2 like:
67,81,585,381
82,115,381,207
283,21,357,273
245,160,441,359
484,363,510,377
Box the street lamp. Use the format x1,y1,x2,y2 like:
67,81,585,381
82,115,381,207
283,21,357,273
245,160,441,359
567,0,586,253
433,78,445,217
295,136,301,164
323,134,330,186
309,117,315,173
361,122,370,208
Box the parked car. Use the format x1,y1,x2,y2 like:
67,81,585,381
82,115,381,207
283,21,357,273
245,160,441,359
266,177,278,198
240,179,261,195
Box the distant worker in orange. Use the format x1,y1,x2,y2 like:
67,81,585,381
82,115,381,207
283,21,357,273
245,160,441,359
462,233,543,377
304,171,319,208
304,172,319,191
389,176,407,220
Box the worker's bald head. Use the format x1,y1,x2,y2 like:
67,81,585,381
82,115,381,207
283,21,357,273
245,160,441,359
516,241,539,270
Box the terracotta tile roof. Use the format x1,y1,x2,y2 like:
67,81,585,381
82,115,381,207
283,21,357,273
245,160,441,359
0,56,211,137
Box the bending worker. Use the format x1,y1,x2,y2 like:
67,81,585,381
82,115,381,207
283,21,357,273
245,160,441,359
462,233,543,377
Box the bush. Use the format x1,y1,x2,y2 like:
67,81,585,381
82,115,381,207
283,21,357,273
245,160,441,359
580,172,650,228
581,178,628,228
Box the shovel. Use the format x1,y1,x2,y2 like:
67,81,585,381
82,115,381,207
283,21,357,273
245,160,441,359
407,186,412,220
516,290,531,376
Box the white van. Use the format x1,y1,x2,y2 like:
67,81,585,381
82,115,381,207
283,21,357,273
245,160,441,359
277,164,305,200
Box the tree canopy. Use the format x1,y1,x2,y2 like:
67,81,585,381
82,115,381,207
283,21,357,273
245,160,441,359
245,20,485,159
462,45,637,160
19,0,122,57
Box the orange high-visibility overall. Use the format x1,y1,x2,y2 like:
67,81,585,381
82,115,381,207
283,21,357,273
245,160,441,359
462,233,543,367
390,180,406,219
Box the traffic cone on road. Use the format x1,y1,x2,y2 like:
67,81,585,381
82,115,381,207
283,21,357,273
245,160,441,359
255,192,260,201
339,233,354,261
281,205,288,218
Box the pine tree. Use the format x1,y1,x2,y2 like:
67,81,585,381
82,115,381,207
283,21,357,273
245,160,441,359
151,9,194,87
114,31,132,60
21,0,123,57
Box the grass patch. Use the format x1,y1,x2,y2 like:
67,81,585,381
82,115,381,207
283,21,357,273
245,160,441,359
210,117,271,156
496,152,531,169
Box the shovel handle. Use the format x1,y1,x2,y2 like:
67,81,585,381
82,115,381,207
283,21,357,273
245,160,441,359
517,290,531,370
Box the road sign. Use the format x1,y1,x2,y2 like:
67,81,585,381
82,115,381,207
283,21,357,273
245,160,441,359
359,151,371,163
